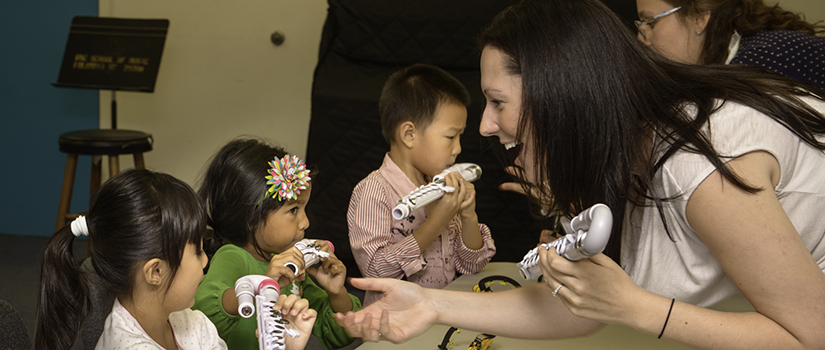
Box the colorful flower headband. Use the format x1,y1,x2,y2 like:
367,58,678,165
265,154,311,201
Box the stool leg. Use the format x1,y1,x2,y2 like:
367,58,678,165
88,155,105,258
133,153,145,169
91,155,102,202
56,154,78,232
109,155,120,178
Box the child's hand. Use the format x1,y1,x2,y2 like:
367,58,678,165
428,172,476,223
274,295,317,350
454,175,477,220
257,295,317,350
306,253,347,295
265,246,305,287
315,239,334,255
273,293,311,321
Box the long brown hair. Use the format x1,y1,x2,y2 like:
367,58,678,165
665,0,825,64
478,0,825,262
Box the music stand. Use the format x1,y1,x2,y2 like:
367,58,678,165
51,16,168,233
53,16,169,128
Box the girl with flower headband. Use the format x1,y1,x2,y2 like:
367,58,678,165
194,138,361,350
33,169,316,350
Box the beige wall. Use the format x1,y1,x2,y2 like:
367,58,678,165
774,0,825,24
98,0,327,187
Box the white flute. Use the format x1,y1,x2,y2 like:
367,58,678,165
392,163,482,220
517,203,613,280
234,275,300,350
283,238,331,275
234,275,280,318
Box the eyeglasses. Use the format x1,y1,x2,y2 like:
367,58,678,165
634,6,682,39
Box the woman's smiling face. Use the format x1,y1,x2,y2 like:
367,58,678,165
480,46,536,183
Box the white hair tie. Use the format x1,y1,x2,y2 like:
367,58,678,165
71,215,89,237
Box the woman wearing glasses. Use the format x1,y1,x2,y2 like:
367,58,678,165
635,0,825,89
336,0,825,348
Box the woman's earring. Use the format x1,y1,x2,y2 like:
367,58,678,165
695,28,702,35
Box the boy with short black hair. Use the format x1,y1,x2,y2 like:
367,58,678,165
347,63,496,305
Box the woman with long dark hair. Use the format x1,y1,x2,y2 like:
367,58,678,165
335,0,825,348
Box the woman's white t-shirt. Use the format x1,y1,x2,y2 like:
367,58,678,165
622,97,825,307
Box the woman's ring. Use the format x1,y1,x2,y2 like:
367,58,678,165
553,284,564,297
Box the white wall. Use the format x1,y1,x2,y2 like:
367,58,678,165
98,0,328,187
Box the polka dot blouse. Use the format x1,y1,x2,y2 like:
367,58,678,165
730,30,825,90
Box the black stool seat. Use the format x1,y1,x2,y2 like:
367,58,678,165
55,129,153,233
59,129,153,155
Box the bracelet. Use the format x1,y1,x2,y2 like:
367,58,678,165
658,298,675,339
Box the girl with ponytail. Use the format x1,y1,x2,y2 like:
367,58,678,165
33,169,315,349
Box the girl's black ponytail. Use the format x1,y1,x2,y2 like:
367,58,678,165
33,225,91,350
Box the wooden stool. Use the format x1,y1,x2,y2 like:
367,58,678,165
56,129,153,232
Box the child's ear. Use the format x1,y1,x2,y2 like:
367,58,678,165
141,258,169,287
399,121,416,148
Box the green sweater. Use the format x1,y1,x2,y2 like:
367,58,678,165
193,244,361,349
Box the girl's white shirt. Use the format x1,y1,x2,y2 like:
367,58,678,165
95,299,227,350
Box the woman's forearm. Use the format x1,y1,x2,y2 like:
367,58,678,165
649,299,815,350
433,284,603,339
431,282,814,349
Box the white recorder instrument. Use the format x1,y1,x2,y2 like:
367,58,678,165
283,239,332,275
234,275,301,350
517,203,613,279
392,163,482,220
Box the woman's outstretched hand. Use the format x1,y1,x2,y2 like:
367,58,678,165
335,278,438,343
